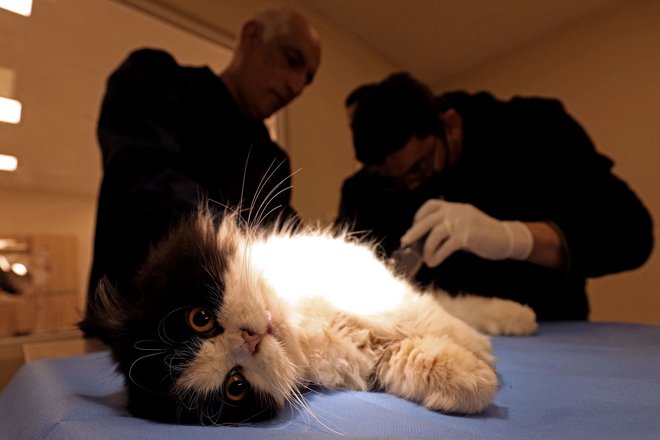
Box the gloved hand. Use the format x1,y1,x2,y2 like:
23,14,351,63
400,199,533,267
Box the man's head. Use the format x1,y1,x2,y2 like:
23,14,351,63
222,7,321,119
351,73,463,190
351,72,442,166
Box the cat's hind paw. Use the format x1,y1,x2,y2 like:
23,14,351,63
435,293,538,336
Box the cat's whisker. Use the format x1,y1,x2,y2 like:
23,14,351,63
156,306,190,345
239,146,253,220
298,384,326,396
284,386,344,436
250,158,287,217
177,388,226,426
127,351,169,392
269,403,296,431
163,353,177,382
252,169,300,231
200,264,224,311
133,339,167,352
203,400,224,426
258,204,286,228
246,157,280,227
164,347,192,383
274,372,308,410
236,150,255,224
247,158,297,230
175,388,200,412
251,168,299,229
204,281,224,313
208,199,249,226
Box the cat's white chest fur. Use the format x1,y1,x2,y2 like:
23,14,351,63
248,233,410,315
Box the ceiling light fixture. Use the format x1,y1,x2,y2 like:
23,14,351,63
0,154,18,171
0,96,21,124
0,0,32,16
11,262,28,276
0,255,10,271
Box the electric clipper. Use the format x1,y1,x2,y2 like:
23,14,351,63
391,236,425,279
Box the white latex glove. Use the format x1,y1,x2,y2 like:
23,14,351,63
400,199,533,267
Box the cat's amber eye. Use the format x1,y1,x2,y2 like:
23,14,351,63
224,372,249,401
186,307,216,333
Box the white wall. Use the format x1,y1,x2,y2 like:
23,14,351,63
433,0,660,324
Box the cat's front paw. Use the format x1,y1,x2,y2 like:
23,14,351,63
375,335,497,414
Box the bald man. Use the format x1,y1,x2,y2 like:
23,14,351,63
86,8,321,322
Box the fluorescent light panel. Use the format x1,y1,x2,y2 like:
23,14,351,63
0,154,18,171
0,0,32,16
0,96,21,124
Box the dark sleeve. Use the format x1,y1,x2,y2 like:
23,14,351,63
99,49,202,224
510,98,654,277
93,49,205,290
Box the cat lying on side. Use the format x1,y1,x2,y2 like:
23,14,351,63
81,209,536,425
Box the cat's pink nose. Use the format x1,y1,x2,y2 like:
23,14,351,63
241,329,264,354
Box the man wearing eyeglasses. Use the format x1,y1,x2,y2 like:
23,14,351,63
337,72,653,321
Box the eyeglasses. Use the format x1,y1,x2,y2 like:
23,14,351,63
367,137,441,190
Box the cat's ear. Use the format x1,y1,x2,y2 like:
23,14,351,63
78,277,129,341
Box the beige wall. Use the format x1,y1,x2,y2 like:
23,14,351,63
1,0,236,325
3,0,656,326
432,0,659,324
285,14,395,222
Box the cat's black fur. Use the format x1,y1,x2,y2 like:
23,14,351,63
81,215,278,424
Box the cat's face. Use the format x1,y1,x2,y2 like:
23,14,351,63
89,213,305,424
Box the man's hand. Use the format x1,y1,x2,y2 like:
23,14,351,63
400,199,533,267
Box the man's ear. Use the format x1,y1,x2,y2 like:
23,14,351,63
440,109,463,164
240,19,264,48
440,109,462,144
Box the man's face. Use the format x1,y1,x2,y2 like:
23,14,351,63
371,135,445,190
241,18,321,119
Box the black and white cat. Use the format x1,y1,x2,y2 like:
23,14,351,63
81,208,536,425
